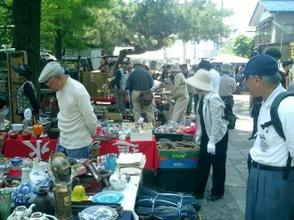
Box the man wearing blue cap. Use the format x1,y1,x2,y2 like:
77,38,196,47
244,54,294,220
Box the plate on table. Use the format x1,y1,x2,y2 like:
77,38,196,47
120,167,141,176
92,191,123,204
78,205,118,220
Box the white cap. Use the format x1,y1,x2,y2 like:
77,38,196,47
38,61,65,83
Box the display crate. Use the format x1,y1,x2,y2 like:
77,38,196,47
159,148,199,169
154,132,193,141
159,159,198,168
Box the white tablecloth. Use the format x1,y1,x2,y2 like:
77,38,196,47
120,174,141,220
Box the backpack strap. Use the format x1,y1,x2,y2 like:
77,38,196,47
269,92,292,140
262,91,294,179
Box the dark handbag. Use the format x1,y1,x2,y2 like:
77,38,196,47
139,90,153,106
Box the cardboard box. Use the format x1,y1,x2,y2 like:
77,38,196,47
105,112,123,122
130,130,153,141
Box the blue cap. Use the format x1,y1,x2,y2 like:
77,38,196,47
243,54,279,76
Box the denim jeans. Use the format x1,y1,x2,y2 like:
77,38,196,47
56,144,91,159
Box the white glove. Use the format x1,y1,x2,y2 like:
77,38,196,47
207,142,216,155
195,135,201,146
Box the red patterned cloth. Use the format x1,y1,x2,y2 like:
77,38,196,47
99,137,159,169
2,136,58,160
2,136,159,169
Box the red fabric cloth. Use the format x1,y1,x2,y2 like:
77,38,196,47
2,135,160,169
99,137,159,169
2,136,58,160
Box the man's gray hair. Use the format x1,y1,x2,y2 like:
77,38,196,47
260,72,281,86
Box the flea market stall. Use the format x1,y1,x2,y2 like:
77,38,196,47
0,116,201,219
0,52,201,219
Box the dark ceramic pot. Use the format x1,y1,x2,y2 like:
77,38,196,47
33,187,55,215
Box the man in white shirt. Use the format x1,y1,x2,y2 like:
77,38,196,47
38,61,97,159
243,54,294,220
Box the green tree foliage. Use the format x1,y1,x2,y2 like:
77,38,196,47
85,0,231,68
40,0,230,59
179,0,231,42
1,0,230,59
0,0,13,47
40,0,231,56
84,5,128,54
90,0,231,54
41,0,109,58
232,34,254,58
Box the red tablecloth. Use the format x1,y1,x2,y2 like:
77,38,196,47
99,137,159,169
2,135,160,169
2,136,58,160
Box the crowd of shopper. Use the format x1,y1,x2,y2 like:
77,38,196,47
8,50,293,219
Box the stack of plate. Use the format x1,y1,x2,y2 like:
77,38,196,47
116,153,146,168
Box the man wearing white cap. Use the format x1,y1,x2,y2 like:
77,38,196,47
186,69,228,201
38,61,97,159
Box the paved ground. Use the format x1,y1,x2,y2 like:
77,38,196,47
200,94,253,220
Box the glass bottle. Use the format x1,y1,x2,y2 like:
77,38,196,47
54,182,72,220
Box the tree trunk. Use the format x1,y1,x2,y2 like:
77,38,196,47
12,0,41,83
55,29,63,60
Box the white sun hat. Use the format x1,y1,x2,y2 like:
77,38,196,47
185,69,212,92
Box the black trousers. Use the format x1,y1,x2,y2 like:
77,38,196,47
195,131,229,196
194,94,199,113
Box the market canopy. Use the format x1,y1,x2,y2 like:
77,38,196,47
209,54,249,64
127,50,165,61
113,47,164,61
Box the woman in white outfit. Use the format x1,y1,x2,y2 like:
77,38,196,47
186,69,228,201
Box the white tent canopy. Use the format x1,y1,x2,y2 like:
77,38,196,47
113,46,135,56
127,50,165,61
209,54,249,64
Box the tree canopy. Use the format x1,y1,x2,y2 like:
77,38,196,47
0,0,13,47
41,0,110,59
232,34,254,58
87,0,231,55
0,0,231,58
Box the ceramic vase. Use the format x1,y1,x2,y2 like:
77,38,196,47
29,158,51,193
33,187,55,215
12,167,34,206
